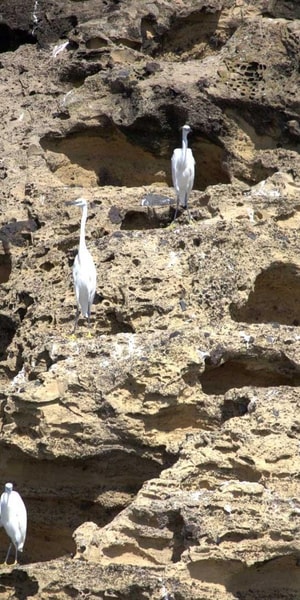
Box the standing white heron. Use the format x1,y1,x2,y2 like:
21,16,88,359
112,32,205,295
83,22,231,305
0,482,27,565
66,197,97,332
171,124,195,220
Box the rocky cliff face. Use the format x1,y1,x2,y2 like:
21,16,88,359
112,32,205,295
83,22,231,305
0,1,300,598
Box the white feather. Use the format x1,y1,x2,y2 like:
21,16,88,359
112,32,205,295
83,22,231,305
0,483,27,563
73,248,97,318
67,197,97,331
171,124,195,215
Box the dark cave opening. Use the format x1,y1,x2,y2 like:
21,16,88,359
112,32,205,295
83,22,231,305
0,251,12,283
0,24,36,52
200,354,300,396
0,570,39,599
120,208,172,230
230,262,300,326
0,314,17,360
41,120,230,190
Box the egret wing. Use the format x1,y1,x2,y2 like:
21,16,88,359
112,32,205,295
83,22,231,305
14,493,27,548
0,491,5,524
73,250,97,316
171,148,181,189
185,148,195,191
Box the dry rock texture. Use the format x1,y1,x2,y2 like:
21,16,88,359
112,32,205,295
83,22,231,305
0,0,300,598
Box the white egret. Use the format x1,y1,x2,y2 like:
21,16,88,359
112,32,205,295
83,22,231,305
171,124,195,220
0,482,27,565
66,197,97,332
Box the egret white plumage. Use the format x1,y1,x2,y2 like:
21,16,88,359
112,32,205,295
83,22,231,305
0,482,27,565
171,124,195,220
66,197,97,332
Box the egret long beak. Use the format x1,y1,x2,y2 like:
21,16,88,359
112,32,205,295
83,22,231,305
65,198,87,207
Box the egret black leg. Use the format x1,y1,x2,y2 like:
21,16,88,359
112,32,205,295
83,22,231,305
185,193,192,222
173,196,180,221
86,304,94,337
4,543,12,565
73,306,80,333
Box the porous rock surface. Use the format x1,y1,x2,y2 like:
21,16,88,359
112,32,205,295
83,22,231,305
0,1,300,598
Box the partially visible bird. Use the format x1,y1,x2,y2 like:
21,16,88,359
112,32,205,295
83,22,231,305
171,124,195,220
66,197,97,332
0,482,27,565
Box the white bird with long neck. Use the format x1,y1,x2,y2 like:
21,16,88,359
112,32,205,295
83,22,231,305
171,124,195,220
66,197,97,332
0,482,27,565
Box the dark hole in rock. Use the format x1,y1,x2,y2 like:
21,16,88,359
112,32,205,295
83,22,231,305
15,291,34,323
141,15,159,54
221,395,250,422
0,314,17,359
0,24,36,52
18,291,34,309
17,307,27,321
230,262,300,325
0,570,39,599
98,166,121,186
86,37,108,50
59,59,103,85
168,511,186,563
200,356,300,395
39,261,55,272
120,209,171,230
105,309,135,334
40,120,230,190
0,252,12,283
94,291,104,305
27,349,53,378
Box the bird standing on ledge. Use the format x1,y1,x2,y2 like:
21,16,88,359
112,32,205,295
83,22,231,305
0,482,27,565
66,198,97,332
171,124,195,220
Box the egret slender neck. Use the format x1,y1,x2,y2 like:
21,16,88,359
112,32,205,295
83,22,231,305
79,204,88,252
181,130,189,160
